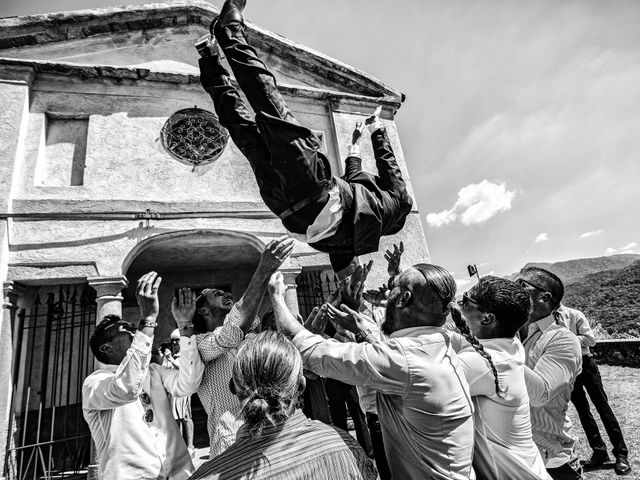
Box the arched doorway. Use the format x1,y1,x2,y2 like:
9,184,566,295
121,229,264,454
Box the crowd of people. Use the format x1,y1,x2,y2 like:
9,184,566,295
80,0,631,478
82,234,632,480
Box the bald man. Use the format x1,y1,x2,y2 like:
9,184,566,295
270,264,475,480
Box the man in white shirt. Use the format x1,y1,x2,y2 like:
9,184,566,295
557,304,631,475
454,275,551,480
82,271,204,480
516,267,583,480
270,263,475,480
183,236,294,457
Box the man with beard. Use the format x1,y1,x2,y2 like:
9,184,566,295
172,236,293,457
269,265,475,480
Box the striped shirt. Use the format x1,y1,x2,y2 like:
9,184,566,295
190,409,377,480
523,314,582,468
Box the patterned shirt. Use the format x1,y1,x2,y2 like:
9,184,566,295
190,409,377,480
523,314,582,468
196,305,249,457
82,333,204,480
294,326,475,480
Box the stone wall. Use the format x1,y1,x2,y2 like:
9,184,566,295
592,339,640,368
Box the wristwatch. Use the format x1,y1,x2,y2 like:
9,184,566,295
355,329,372,343
140,318,158,329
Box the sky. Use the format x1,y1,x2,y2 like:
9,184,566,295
3,0,640,289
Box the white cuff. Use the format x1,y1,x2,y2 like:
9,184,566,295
368,120,383,133
348,144,361,157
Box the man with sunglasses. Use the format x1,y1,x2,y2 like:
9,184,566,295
82,272,204,480
180,236,294,457
516,267,583,480
454,276,551,480
270,264,475,480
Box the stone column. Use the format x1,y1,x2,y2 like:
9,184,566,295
1,281,25,479
281,268,302,317
85,276,127,480
87,276,128,322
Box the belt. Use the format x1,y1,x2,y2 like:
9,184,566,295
278,186,329,220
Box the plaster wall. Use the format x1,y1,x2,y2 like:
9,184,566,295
13,79,344,207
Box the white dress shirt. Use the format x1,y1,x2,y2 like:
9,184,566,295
555,304,597,356
286,183,343,244
82,332,204,480
457,337,551,480
523,314,582,468
293,326,475,480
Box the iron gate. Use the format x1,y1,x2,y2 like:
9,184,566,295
5,285,96,480
295,269,340,320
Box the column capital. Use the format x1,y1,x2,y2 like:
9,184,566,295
280,268,302,286
87,276,128,298
3,281,26,310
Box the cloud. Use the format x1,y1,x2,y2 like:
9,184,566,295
604,242,639,255
534,233,549,243
580,229,604,238
455,277,472,291
426,180,516,227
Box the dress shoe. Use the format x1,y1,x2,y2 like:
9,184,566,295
582,450,610,469
214,0,246,31
614,455,632,476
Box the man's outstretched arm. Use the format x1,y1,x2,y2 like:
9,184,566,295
235,235,294,333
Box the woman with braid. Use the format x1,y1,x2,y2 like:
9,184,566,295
451,276,551,480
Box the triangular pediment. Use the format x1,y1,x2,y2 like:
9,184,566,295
0,1,402,101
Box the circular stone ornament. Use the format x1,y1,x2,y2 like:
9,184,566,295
160,107,229,167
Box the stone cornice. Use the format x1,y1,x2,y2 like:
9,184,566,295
0,57,403,109
0,1,405,104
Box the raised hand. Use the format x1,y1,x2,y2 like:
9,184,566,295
384,241,404,277
341,260,373,310
267,271,287,299
351,121,365,145
171,287,196,329
326,303,369,335
365,105,382,125
136,271,162,322
363,287,388,307
303,305,330,336
259,235,295,273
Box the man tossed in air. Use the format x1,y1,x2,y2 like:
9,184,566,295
195,0,412,275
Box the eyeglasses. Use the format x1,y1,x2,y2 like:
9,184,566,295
457,293,490,312
516,278,547,293
140,392,154,424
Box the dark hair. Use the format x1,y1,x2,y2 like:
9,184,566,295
261,309,276,332
89,314,122,364
231,331,305,435
412,263,457,313
192,293,210,334
469,276,532,337
450,306,505,398
519,266,564,308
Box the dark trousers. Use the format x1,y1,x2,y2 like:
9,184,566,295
547,462,583,480
200,20,332,234
324,379,372,455
570,355,627,457
366,412,392,480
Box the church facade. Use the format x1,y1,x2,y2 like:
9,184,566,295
0,2,429,478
